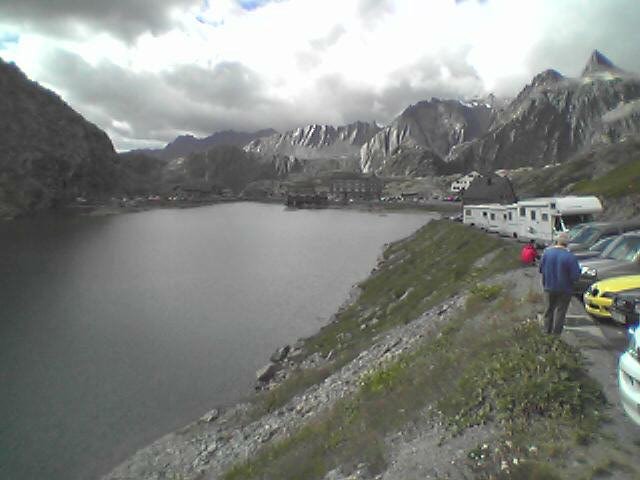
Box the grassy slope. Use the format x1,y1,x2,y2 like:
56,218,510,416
223,221,626,480
511,139,640,199
571,157,640,198
251,220,519,415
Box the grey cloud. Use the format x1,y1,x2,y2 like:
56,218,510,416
0,0,198,42
35,48,305,150
295,50,322,72
309,25,346,50
34,44,486,151
520,0,640,95
296,25,346,73
602,99,640,123
308,55,484,126
163,62,272,109
357,0,394,27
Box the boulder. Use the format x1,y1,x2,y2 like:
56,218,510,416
200,409,219,423
256,363,279,383
270,345,290,363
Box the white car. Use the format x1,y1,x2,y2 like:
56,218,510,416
619,326,640,425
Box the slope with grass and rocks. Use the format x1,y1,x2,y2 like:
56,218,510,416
510,138,640,219
103,220,640,480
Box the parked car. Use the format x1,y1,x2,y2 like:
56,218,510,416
583,275,640,320
568,221,640,252
611,292,640,325
575,231,640,294
619,326,640,425
574,235,621,261
568,223,589,240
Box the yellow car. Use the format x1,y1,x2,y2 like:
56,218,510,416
584,275,640,320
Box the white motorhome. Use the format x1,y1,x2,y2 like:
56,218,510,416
516,196,602,244
504,205,519,237
463,204,492,230
487,205,507,234
463,196,602,244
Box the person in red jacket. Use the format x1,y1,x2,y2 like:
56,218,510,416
520,240,538,265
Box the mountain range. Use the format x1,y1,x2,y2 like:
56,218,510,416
120,49,640,180
3,49,640,217
132,129,277,161
444,50,640,174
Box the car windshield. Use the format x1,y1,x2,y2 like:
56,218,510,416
562,214,595,230
588,236,617,252
570,226,600,244
568,224,589,240
604,236,640,261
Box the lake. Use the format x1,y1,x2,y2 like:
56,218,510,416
0,202,434,480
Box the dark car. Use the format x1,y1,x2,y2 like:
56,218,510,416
568,221,640,252
575,231,640,294
574,235,621,261
610,291,640,325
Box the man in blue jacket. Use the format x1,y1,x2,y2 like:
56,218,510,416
539,231,581,335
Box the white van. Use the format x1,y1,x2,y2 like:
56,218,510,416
516,196,602,244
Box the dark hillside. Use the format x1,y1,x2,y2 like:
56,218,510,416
0,58,119,217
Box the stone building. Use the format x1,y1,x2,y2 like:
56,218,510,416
328,173,384,201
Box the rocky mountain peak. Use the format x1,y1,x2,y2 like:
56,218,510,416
581,49,619,77
531,69,564,88
445,51,640,174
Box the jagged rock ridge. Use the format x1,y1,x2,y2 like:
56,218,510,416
0,57,119,217
446,50,640,173
360,97,497,176
244,121,382,161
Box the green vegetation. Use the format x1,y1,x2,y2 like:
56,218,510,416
571,157,640,197
221,221,618,479
226,282,607,480
469,282,503,301
511,138,640,198
252,220,521,416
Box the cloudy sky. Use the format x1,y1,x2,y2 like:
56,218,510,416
1,0,639,151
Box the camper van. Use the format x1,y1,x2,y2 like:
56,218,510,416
504,205,519,237
516,196,602,244
487,205,507,234
463,196,602,244
463,204,492,230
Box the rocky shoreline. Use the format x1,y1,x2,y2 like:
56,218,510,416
103,290,472,480
102,250,537,480
102,219,638,480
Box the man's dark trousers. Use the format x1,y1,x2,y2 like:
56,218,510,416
544,290,572,334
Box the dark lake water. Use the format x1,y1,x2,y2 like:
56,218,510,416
0,202,434,480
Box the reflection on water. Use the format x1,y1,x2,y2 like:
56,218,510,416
0,203,433,479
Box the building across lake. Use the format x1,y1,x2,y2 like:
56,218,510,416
327,172,384,202
285,173,384,207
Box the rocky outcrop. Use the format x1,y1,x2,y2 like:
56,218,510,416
446,50,640,173
244,121,381,161
360,98,496,176
0,58,119,217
